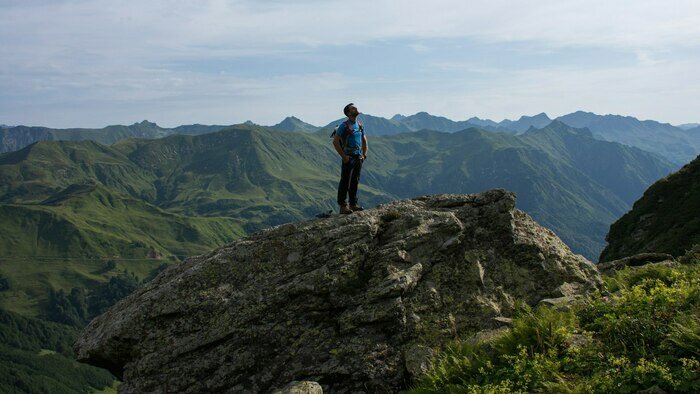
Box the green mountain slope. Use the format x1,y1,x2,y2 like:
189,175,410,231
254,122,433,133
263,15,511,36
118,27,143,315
112,126,391,229
1,123,674,261
0,183,244,259
0,140,156,203
361,122,672,258
600,154,700,261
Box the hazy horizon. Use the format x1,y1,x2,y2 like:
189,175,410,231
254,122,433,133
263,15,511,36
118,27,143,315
2,0,699,128
1,110,695,130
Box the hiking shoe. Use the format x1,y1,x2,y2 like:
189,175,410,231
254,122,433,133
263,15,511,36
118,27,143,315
339,204,353,214
349,205,364,212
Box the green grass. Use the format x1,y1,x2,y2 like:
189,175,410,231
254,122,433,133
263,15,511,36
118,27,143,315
409,249,700,393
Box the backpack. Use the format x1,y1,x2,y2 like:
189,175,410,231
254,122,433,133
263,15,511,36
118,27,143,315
330,119,364,153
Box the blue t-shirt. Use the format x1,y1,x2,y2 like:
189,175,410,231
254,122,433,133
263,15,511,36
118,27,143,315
337,120,363,155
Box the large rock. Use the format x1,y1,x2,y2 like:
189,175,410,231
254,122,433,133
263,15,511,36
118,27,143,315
74,189,601,393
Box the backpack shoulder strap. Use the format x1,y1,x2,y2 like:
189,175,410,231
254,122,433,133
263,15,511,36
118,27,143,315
330,124,339,138
344,119,354,132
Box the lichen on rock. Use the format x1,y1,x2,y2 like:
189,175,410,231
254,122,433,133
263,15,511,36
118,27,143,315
74,189,601,393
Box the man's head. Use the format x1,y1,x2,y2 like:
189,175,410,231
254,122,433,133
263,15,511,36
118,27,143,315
343,103,359,118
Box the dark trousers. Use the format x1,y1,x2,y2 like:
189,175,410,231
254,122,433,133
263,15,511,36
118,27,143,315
337,155,363,205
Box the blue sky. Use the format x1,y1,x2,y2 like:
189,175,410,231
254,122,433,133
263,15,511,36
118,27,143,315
1,0,699,128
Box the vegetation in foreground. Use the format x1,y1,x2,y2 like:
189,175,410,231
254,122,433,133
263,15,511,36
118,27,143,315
411,246,700,393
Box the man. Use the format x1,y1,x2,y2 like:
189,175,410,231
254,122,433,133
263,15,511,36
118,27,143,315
333,103,368,214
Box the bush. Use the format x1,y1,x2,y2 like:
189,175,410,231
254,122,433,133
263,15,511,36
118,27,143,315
87,270,141,318
0,273,9,292
410,262,700,393
495,304,577,356
45,270,142,327
144,262,170,283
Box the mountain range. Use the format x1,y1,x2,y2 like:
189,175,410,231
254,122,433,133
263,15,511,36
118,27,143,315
0,118,689,392
3,111,698,165
0,122,674,263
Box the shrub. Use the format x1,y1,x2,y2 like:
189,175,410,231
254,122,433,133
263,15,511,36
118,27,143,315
409,263,700,393
0,273,9,291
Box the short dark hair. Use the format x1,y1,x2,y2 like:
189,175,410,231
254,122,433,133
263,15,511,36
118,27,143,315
343,103,354,116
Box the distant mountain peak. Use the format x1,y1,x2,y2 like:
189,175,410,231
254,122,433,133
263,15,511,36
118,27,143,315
677,123,700,130
542,120,595,138
272,116,319,133
546,119,569,128
499,113,553,133
134,120,159,127
519,112,551,121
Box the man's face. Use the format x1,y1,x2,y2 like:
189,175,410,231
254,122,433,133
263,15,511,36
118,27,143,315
348,105,359,117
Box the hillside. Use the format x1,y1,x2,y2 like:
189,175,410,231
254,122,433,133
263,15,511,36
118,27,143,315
600,154,700,261
367,122,673,258
0,123,674,261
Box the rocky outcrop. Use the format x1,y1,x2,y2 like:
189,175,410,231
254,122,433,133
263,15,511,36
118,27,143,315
74,189,601,393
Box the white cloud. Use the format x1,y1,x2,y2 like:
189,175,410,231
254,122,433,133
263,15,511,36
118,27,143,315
0,0,699,126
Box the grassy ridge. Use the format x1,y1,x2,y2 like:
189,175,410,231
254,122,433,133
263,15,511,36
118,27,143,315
0,183,245,259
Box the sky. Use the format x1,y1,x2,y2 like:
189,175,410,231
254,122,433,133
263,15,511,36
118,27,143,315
1,0,699,128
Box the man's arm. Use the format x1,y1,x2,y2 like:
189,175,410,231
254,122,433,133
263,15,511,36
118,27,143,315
361,134,368,159
333,126,349,163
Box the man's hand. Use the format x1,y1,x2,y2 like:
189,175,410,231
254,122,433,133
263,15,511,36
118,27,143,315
342,155,350,164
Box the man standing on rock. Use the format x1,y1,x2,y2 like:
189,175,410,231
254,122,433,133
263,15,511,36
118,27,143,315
333,103,368,214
